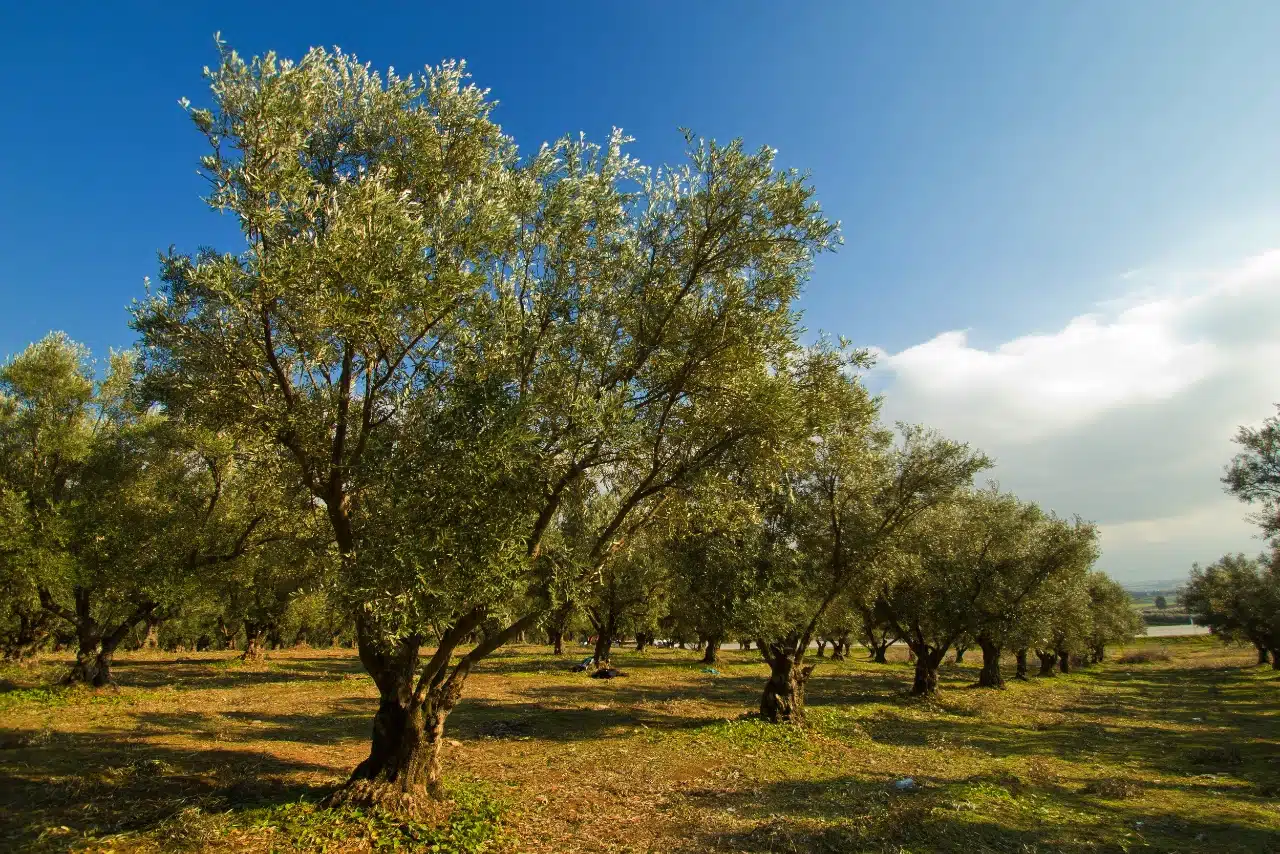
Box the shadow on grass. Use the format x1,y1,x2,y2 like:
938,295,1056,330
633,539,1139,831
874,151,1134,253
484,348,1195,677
0,727,338,851
681,772,1280,854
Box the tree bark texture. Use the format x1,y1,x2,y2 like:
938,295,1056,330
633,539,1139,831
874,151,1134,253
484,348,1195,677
46,588,154,687
1014,648,1029,680
977,636,1004,688
869,640,889,663
910,645,946,696
242,621,269,661
701,637,719,664
1036,649,1057,676
759,654,812,723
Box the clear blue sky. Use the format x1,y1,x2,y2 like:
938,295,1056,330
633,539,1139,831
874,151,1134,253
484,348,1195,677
2,1,1278,360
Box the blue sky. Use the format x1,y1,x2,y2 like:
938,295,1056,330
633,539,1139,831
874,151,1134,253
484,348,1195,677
2,2,1279,580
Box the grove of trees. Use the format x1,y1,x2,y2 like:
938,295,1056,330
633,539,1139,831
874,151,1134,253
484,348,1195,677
1179,405,1280,668
0,42,1148,813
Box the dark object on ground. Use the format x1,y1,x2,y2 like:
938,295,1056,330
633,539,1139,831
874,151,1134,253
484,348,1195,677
590,668,625,679
570,656,593,672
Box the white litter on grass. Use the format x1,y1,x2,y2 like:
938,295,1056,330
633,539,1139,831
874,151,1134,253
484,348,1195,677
894,778,917,791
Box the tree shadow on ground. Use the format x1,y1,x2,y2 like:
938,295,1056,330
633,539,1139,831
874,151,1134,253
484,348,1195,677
0,727,337,851
124,689,724,749
680,772,1280,854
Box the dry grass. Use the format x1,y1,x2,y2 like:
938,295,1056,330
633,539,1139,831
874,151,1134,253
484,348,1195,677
1,636,1278,853
1116,647,1174,664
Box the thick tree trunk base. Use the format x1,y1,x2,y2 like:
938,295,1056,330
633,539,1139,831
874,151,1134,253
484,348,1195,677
760,658,812,724
977,639,1004,688
63,650,115,688
701,640,719,665
911,663,939,695
1014,649,1029,680
242,639,268,662
909,647,945,696
323,778,440,818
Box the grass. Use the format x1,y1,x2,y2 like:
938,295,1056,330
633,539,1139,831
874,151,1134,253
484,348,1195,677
1,637,1277,852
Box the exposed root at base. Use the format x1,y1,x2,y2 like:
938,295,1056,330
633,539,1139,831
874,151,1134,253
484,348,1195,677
321,779,450,821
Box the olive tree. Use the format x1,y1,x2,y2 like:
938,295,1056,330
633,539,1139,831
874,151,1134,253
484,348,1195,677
134,42,836,807
1181,553,1279,667
749,348,990,719
1224,404,1280,541
0,335,279,684
1084,571,1144,663
970,500,1099,688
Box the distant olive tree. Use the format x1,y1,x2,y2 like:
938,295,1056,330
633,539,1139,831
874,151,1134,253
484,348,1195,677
1224,404,1280,542
1181,553,1279,668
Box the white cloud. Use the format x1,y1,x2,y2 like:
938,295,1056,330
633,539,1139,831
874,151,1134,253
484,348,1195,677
870,249,1280,582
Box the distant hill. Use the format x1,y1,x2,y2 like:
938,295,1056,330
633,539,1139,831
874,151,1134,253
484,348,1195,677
1121,578,1186,594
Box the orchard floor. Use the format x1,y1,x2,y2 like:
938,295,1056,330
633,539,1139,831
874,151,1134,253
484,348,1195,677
1,637,1278,854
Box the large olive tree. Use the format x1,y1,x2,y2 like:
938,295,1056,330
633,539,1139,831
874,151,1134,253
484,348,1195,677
134,43,836,807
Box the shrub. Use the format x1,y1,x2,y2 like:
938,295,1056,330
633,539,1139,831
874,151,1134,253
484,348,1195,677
1117,647,1172,664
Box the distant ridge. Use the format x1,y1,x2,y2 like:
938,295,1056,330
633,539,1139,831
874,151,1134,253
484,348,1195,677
1121,578,1187,592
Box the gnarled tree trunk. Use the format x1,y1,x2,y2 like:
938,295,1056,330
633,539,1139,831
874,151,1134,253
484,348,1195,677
548,629,564,655
1090,643,1105,664
3,609,50,661
701,636,719,664
635,632,651,653
329,626,447,808
1014,648,1029,680
242,621,269,661
910,645,947,695
953,644,968,664
832,635,849,661
815,639,827,658
977,635,1003,688
1056,647,1071,674
759,652,812,723
1036,649,1057,676
45,588,153,687
869,639,890,663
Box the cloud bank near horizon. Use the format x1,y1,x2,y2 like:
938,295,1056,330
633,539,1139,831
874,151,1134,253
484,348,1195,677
868,250,1280,583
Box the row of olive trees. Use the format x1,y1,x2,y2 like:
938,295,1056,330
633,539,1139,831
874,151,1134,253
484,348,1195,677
0,41,1137,811
571,423,1139,723
1180,404,1280,667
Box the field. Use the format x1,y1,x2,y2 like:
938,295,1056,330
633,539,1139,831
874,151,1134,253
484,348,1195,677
1,637,1277,853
